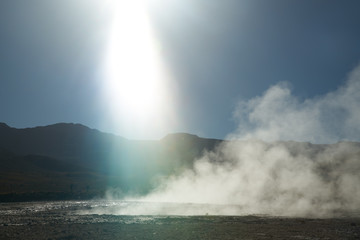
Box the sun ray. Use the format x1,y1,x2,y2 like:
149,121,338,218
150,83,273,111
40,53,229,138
100,0,176,138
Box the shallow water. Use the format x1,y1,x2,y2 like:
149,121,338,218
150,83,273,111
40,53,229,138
1,201,360,239
2,200,360,217
0,200,244,216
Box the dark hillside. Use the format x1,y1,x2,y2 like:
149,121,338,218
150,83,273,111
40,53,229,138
0,123,222,201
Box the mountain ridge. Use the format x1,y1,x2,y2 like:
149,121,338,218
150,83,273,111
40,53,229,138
0,122,222,141
0,122,223,201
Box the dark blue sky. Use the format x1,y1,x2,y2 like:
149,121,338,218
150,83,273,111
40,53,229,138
1,0,360,139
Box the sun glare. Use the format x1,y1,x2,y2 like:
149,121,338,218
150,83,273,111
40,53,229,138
101,0,175,138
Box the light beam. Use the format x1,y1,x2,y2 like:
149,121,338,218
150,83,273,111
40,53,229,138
101,0,176,139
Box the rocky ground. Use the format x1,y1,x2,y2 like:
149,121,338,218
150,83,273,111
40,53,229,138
1,202,360,240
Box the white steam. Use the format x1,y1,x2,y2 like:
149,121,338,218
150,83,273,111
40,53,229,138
140,140,360,217
232,66,360,143
133,65,360,217
99,65,360,217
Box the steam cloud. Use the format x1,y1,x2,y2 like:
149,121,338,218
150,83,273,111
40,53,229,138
140,140,360,217
98,65,360,217
233,65,360,143
132,65,360,217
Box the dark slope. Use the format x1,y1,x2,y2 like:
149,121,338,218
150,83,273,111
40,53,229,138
0,123,124,169
0,149,107,198
0,123,222,200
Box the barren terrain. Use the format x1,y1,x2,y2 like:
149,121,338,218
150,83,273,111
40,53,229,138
1,201,359,240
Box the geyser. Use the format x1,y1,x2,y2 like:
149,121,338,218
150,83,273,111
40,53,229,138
106,65,360,217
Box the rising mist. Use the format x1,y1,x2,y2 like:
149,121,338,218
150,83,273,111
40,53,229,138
106,65,360,217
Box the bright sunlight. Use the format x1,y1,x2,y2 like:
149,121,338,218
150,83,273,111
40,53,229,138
101,0,176,138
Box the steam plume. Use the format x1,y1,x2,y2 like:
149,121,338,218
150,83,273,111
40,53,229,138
136,65,360,217
233,66,360,143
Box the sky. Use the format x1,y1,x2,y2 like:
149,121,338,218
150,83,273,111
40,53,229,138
1,0,360,140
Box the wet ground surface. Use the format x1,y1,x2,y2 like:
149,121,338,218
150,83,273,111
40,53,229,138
1,201,360,240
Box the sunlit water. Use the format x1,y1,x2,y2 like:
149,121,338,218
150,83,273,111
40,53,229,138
2,201,360,240
0,200,253,227
1,200,359,222
0,200,246,216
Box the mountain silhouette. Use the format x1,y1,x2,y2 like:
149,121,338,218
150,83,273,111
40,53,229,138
0,123,222,201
